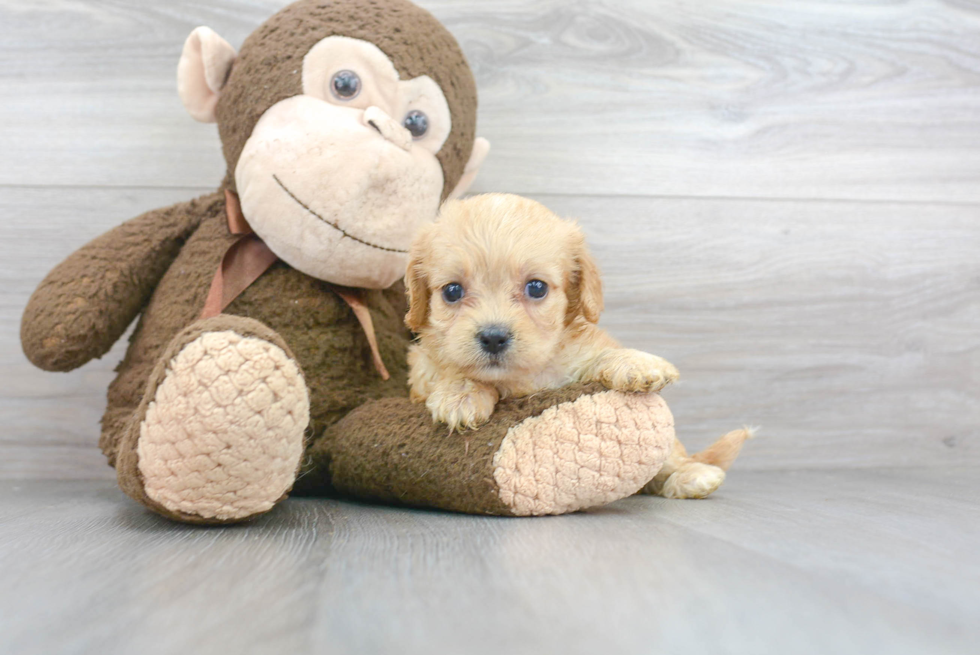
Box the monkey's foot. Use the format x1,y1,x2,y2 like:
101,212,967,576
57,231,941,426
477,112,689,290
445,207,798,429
491,390,671,515
116,316,309,523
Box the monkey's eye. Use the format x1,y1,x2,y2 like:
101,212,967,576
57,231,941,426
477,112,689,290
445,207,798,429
525,280,548,300
442,283,464,303
330,70,361,100
403,110,429,139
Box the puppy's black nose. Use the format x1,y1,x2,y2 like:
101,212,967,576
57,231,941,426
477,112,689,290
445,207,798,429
478,326,511,355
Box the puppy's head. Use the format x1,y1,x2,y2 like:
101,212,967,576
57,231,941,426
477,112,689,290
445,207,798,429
406,193,603,382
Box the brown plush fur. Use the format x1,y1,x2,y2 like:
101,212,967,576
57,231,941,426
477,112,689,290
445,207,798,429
215,0,477,200
22,0,469,472
20,0,462,505
95,193,412,470
20,0,678,520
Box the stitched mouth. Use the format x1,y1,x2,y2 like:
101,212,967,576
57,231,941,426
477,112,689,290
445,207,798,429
272,174,408,254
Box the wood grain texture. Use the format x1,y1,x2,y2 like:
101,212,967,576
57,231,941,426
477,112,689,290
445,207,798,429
2,0,980,200
4,187,979,477
1,471,977,655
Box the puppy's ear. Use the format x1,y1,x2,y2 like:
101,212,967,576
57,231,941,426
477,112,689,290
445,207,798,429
565,229,603,324
405,226,434,332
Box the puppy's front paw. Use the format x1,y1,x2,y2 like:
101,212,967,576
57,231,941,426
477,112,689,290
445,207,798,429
426,379,499,431
598,349,679,393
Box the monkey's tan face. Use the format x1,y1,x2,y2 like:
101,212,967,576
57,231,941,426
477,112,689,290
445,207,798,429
234,37,453,289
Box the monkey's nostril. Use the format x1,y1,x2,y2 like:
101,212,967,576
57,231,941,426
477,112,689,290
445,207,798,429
362,106,412,151
478,326,511,355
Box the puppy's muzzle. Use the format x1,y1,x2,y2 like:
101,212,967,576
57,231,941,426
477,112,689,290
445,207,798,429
477,325,511,355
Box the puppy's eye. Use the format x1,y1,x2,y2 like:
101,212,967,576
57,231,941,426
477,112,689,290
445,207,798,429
331,70,361,100
525,279,548,299
442,283,464,303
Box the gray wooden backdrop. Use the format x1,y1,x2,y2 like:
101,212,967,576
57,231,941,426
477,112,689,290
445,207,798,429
1,0,978,480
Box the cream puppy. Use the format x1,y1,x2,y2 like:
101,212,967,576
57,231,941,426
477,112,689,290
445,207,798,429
405,193,679,430
405,193,753,500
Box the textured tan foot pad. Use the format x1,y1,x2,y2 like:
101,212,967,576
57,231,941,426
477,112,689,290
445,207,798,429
137,331,309,521
492,391,672,516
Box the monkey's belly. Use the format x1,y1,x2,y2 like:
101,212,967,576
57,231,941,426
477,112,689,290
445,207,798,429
225,263,412,432
105,213,411,455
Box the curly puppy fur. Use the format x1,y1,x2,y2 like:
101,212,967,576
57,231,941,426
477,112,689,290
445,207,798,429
405,193,679,430
404,193,753,499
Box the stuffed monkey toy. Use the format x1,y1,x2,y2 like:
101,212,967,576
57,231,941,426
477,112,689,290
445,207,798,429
21,0,687,524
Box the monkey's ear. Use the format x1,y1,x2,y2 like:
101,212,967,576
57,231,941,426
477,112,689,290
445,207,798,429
447,138,490,200
565,229,604,325
405,228,434,332
177,27,238,123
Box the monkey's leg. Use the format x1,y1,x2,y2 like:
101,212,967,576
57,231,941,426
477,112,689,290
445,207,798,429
113,315,309,524
304,384,674,516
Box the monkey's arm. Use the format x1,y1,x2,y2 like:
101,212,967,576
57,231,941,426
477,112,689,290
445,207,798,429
21,195,216,372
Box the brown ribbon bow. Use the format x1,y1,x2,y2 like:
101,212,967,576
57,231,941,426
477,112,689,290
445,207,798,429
200,189,390,380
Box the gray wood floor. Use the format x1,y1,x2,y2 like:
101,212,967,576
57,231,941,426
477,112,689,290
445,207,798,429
2,470,978,655
1,1,979,653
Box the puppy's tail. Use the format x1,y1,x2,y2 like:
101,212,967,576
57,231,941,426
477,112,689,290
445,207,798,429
689,426,756,471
